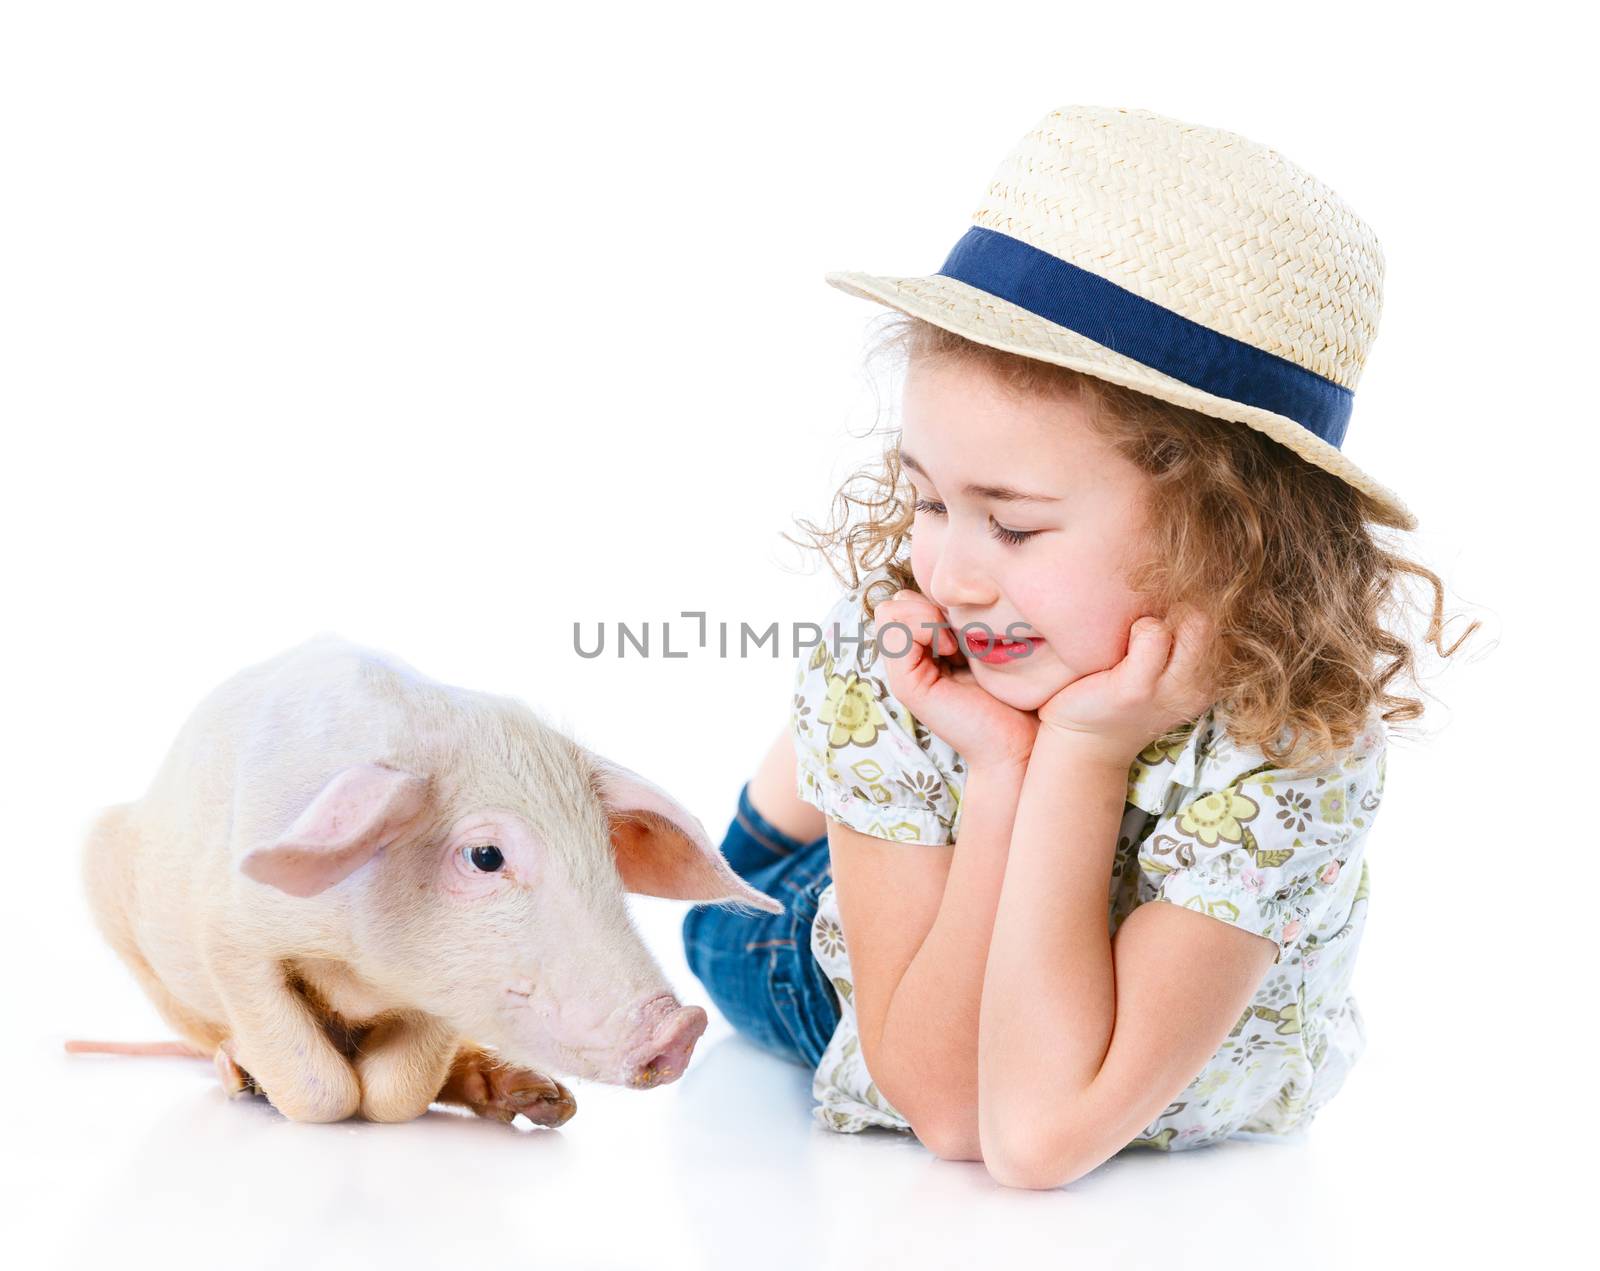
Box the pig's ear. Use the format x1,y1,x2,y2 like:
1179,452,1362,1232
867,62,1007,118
240,763,432,898
590,756,784,916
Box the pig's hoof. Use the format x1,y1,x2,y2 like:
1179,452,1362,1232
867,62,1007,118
441,1051,577,1128
214,1040,261,1099
479,1068,577,1128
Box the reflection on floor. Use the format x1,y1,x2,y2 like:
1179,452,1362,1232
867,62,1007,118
12,897,1518,1270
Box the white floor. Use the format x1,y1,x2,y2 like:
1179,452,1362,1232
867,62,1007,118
6,893,1567,1271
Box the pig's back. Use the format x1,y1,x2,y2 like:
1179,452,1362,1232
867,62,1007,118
113,637,365,1006
135,633,382,847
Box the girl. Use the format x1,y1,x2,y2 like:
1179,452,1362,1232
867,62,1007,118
680,104,1475,1189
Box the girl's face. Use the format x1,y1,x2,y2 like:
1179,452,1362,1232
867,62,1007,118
900,356,1157,714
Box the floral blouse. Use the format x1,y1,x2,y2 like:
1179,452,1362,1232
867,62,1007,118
789,565,1385,1149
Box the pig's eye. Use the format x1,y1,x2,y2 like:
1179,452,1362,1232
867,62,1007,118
466,844,505,873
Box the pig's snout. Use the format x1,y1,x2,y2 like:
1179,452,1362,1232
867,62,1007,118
623,993,706,1088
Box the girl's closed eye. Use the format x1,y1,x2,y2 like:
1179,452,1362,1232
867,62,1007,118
913,496,1043,545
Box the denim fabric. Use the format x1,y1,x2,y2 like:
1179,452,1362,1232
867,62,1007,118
681,782,842,1070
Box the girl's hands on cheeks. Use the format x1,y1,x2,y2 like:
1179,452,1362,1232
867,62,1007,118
1037,607,1218,772
873,588,1039,774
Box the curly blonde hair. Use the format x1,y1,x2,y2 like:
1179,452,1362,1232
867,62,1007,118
785,313,1481,771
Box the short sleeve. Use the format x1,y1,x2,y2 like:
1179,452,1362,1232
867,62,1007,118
789,578,966,845
1138,723,1388,965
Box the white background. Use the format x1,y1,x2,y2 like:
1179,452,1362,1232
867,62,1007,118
1,1,1582,1267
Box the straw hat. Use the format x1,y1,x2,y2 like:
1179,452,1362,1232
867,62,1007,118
826,104,1417,532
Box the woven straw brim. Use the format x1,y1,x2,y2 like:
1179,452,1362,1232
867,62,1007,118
827,269,1418,533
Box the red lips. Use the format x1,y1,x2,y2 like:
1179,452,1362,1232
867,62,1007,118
961,631,1044,666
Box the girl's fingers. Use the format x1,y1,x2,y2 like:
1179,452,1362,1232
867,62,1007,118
878,595,974,712
1161,609,1211,685
1129,617,1173,688
1152,609,1217,718
877,592,955,657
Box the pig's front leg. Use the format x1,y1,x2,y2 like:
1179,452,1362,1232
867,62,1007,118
435,1046,578,1127
353,1013,458,1123
213,958,363,1123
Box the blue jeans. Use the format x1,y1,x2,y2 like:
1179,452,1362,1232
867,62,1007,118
681,782,842,1070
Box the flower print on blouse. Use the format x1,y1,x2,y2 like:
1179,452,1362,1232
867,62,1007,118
792,582,967,848
790,564,1385,1145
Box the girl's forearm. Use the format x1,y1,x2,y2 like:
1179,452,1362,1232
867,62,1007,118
878,758,1028,1153
978,727,1128,1152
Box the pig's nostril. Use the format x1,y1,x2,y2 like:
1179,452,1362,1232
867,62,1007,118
630,1005,706,1088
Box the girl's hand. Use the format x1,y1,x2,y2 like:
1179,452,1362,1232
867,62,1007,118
1036,607,1218,771
873,588,1040,773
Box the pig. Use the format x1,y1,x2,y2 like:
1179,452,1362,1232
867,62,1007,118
78,633,782,1126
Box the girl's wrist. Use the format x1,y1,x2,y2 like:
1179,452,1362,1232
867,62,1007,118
1030,722,1136,780
966,754,1031,785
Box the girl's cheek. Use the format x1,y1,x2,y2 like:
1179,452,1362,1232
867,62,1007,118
909,535,938,597
1008,578,1068,643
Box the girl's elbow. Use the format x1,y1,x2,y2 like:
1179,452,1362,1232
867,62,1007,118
915,1107,985,1158
882,1065,982,1162
983,1145,1086,1190
911,1105,983,1162
980,1111,1091,1189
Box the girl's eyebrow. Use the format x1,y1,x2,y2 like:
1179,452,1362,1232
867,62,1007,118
898,449,1062,504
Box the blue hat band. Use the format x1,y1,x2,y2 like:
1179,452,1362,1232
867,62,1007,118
933,226,1353,449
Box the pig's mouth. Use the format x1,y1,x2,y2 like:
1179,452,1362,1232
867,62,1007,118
619,994,707,1088
497,985,705,1087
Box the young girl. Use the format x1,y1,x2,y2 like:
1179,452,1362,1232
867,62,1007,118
680,105,1474,1189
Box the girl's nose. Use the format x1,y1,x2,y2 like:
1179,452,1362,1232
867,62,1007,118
925,538,994,612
